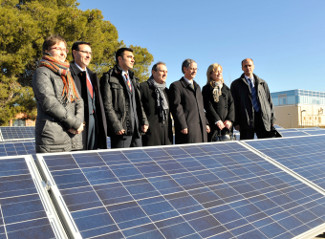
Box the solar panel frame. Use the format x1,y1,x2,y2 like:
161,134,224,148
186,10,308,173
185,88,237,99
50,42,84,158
36,141,325,239
0,155,67,239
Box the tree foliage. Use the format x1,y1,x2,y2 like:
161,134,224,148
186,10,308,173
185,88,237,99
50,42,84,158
0,0,153,125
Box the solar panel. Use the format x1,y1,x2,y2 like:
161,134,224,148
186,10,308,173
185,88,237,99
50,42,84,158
276,129,309,138
36,142,325,238
0,126,35,141
0,155,65,238
0,141,35,157
305,129,325,136
246,135,325,192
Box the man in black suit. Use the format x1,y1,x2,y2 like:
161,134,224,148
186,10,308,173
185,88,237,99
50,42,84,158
70,41,107,150
170,59,210,144
100,47,148,148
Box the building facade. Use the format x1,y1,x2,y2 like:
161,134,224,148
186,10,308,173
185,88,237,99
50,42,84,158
271,90,325,128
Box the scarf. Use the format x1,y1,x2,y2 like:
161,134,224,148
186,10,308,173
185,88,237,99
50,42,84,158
210,80,223,103
147,77,169,123
39,55,79,102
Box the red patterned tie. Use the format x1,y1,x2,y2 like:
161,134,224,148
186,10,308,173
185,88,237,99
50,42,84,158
86,74,93,98
125,73,132,92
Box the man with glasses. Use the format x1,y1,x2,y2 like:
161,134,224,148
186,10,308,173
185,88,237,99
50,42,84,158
170,59,210,144
100,47,148,148
70,41,107,150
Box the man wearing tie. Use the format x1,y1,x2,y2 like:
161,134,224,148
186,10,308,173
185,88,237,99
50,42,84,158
170,59,210,144
70,41,107,150
230,58,275,140
101,48,148,148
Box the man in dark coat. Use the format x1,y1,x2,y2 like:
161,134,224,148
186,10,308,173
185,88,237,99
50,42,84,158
70,41,107,150
140,62,173,146
230,58,275,140
170,59,210,144
100,47,148,148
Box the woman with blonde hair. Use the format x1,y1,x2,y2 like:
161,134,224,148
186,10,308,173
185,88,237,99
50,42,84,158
32,35,84,152
202,63,234,141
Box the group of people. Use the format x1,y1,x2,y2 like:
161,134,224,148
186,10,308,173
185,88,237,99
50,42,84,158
32,35,275,153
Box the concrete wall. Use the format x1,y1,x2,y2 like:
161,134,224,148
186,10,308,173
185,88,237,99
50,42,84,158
274,104,325,128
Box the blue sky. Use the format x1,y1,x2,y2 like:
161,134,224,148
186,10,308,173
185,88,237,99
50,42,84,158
77,0,325,93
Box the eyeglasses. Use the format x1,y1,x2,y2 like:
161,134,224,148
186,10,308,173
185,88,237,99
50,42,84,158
50,47,69,53
77,50,92,56
188,68,198,71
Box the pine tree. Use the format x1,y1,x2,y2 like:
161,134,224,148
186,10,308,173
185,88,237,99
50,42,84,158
0,0,153,125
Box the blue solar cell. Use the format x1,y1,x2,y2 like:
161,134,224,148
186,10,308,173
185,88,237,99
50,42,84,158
123,224,165,239
72,207,120,238
148,175,183,194
94,182,133,205
123,179,160,199
134,161,166,177
108,201,151,229
99,151,130,165
138,196,179,221
155,216,199,238
73,152,106,167
82,166,118,185
6,218,56,239
60,186,102,211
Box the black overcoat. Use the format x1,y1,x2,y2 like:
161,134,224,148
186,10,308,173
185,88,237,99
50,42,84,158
140,81,173,146
202,83,235,139
169,77,208,144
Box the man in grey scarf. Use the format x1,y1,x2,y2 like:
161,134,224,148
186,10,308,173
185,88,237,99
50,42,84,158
140,62,173,146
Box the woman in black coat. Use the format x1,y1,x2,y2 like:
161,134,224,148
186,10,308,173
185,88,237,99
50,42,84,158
202,63,234,141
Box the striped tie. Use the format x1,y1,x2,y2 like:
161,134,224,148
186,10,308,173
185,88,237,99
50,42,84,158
248,78,260,112
86,74,93,98
125,73,132,92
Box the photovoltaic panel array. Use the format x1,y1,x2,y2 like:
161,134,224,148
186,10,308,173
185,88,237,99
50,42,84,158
0,155,64,238
246,135,325,192
37,142,325,239
0,126,35,141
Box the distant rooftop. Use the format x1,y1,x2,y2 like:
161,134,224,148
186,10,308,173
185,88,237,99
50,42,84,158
271,89,325,106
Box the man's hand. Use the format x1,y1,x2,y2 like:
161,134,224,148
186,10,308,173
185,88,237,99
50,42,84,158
68,123,84,134
216,120,225,130
181,128,188,134
116,129,126,135
142,124,149,133
224,120,232,129
206,125,211,133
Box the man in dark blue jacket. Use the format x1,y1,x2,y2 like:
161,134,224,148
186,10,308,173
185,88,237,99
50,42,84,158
231,58,275,140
